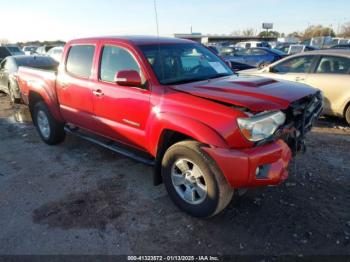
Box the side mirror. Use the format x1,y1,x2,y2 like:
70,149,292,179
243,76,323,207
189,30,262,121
225,60,232,68
114,70,142,87
268,67,275,73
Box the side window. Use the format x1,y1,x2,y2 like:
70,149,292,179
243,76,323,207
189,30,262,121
0,60,6,70
100,45,142,83
0,47,11,58
316,56,350,74
249,49,267,56
272,56,314,73
66,45,95,78
235,49,250,56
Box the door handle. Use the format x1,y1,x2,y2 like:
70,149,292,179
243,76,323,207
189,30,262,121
93,89,104,97
295,77,305,82
58,81,68,89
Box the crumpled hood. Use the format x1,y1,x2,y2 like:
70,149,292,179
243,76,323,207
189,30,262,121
170,75,318,112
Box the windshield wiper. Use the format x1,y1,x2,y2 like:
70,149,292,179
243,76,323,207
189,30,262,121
164,78,208,85
165,74,231,85
207,73,231,80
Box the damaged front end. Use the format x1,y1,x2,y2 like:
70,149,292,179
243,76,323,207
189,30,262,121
238,91,323,155
276,91,323,155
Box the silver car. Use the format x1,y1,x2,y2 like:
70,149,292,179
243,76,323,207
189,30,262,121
240,50,350,124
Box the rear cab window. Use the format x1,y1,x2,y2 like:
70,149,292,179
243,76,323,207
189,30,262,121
16,57,58,71
66,45,95,78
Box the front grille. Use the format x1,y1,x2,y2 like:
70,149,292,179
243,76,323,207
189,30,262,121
278,91,323,154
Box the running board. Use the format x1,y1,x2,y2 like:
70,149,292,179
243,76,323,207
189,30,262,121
64,127,155,166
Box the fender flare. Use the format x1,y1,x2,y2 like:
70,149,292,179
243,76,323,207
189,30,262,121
146,112,229,156
28,84,64,122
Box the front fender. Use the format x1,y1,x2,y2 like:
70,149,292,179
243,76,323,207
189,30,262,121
147,112,229,156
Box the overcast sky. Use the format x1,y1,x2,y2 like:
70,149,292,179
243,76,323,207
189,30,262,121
1,0,349,42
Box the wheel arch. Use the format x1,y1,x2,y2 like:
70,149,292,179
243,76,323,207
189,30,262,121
343,100,350,124
28,90,64,123
149,113,229,186
343,100,350,115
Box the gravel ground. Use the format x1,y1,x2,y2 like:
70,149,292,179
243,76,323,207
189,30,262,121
0,93,349,256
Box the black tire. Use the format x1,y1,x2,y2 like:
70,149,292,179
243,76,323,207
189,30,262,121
162,141,233,217
8,82,21,104
33,101,65,145
345,104,350,125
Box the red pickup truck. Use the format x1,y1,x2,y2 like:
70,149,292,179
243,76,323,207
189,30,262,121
17,36,323,217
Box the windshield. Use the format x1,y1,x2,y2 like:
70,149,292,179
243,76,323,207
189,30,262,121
16,56,59,70
24,46,37,52
7,47,21,53
139,44,233,85
270,48,287,56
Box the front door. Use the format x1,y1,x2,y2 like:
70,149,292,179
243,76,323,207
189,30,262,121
91,44,151,150
262,55,317,84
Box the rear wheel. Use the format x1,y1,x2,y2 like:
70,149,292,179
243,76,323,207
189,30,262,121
162,141,233,217
33,101,65,145
345,104,350,125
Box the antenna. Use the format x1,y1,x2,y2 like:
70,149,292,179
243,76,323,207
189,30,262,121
153,0,160,37
153,0,165,81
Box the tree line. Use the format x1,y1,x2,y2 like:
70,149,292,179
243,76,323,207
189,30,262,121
233,22,350,40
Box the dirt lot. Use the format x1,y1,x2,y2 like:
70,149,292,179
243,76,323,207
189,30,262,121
0,93,349,256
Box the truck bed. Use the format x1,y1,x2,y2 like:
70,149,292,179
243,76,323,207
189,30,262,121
17,66,63,122
17,66,57,104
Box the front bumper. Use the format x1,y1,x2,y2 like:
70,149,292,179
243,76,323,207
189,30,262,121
202,140,292,188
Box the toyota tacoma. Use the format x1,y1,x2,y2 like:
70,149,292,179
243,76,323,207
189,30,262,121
17,36,323,217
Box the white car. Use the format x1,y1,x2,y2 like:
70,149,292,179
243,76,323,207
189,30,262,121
47,46,64,62
22,46,38,55
240,50,350,124
235,41,271,49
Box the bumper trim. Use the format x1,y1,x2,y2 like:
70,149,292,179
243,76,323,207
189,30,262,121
202,140,292,188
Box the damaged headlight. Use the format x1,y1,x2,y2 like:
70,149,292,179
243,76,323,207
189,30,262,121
237,111,286,142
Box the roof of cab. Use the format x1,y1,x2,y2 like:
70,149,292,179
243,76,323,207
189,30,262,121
68,35,195,46
293,49,350,57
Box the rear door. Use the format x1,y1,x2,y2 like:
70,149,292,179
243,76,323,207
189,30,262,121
304,55,350,115
56,44,97,129
91,43,151,150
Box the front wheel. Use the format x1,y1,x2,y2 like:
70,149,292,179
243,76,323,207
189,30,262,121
345,104,350,125
33,101,66,145
162,141,233,217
